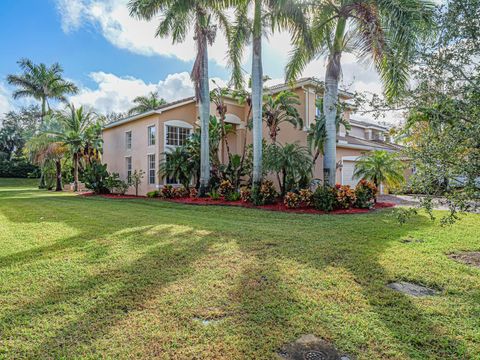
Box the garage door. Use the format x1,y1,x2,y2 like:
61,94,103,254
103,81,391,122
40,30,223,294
341,160,361,187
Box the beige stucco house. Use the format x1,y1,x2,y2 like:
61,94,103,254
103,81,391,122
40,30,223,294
102,78,401,196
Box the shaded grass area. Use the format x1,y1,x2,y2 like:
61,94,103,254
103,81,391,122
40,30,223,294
0,178,479,359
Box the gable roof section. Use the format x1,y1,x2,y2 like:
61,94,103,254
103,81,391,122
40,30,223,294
103,96,195,130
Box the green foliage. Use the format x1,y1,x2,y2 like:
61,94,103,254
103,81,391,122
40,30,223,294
354,180,377,209
105,173,130,195
83,162,109,194
225,191,241,202
255,180,278,205
240,186,251,203
335,184,357,209
263,90,303,143
392,207,418,225
299,188,313,207
160,185,174,199
313,186,337,212
128,91,166,115
159,147,195,189
264,142,312,195
208,189,221,201
130,169,145,197
173,186,190,198
218,179,235,197
146,190,160,198
0,158,38,178
354,150,405,189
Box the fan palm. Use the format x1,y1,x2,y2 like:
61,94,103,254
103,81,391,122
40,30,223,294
307,97,350,164
128,91,167,115
128,0,234,196
353,150,405,189
263,90,303,143
286,0,435,185
51,104,98,192
7,58,78,122
228,0,309,196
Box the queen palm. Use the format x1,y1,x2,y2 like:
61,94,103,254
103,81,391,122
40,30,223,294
128,0,233,196
7,58,78,123
353,150,404,190
51,104,97,192
263,90,303,143
128,91,167,115
286,0,435,185
229,0,309,197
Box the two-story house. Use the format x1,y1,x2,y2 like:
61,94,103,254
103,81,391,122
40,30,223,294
102,77,401,196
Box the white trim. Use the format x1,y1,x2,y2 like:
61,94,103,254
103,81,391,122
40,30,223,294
147,124,156,147
164,120,193,129
225,114,242,125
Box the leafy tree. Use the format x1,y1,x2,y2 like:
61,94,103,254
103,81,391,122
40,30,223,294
128,91,167,115
229,0,309,196
7,59,78,122
353,150,404,190
286,0,435,185
307,97,350,165
264,142,312,196
159,147,195,189
129,0,233,196
130,169,145,196
51,104,98,192
263,90,303,143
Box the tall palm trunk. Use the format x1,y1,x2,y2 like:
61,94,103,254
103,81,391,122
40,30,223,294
195,21,211,197
73,152,79,192
55,160,63,192
323,18,346,186
251,0,263,196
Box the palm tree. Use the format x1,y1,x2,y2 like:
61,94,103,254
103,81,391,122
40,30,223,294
7,58,78,122
307,97,350,165
128,0,233,196
353,150,404,190
286,0,435,185
128,91,167,115
51,104,97,192
263,90,303,143
229,0,309,197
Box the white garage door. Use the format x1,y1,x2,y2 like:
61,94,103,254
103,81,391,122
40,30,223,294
342,160,361,188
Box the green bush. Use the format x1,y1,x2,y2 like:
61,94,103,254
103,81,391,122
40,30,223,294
354,180,377,209
146,190,159,198
0,159,38,178
105,173,130,195
284,192,301,209
254,180,278,205
208,189,221,200
83,162,110,194
313,186,337,212
225,191,241,201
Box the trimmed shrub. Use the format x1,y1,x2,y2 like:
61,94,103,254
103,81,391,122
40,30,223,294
335,184,356,209
354,180,377,209
313,186,337,212
160,185,175,199
0,159,38,178
146,190,159,198
240,187,251,202
284,192,301,209
218,179,235,197
299,188,313,207
174,186,190,198
259,180,278,205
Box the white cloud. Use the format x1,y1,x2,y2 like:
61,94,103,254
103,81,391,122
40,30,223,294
0,83,14,117
70,71,227,114
55,0,232,65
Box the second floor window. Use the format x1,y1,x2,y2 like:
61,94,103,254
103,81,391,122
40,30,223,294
125,131,132,150
166,125,190,147
148,126,156,146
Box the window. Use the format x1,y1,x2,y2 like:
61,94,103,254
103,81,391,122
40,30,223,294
148,154,156,185
166,126,190,147
125,131,132,150
148,126,156,146
126,157,132,180
165,154,178,185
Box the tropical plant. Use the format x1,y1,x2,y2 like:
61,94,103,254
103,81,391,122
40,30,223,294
210,81,232,163
159,146,195,189
130,169,145,196
354,179,377,208
353,150,405,190
312,185,337,212
50,104,98,192
129,0,233,196
218,179,235,197
299,188,313,207
286,0,435,185
263,90,303,143
147,190,160,198
7,59,78,122
307,97,350,164
264,142,312,196
229,0,309,196
335,184,356,209
24,133,67,191
160,185,175,199
284,191,301,209
83,161,110,194
128,91,167,115
253,179,278,205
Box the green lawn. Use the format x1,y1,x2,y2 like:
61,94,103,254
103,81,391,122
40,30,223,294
0,178,479,359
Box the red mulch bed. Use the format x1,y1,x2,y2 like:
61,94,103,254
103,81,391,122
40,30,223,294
79,192,395,215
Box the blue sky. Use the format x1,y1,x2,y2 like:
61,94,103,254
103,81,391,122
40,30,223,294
0,0,391,118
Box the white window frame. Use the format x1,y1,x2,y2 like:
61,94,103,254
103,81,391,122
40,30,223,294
147,125,156,146
163,120,193,185
147,153,156,185
125,131,132,150
125,156,132,181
